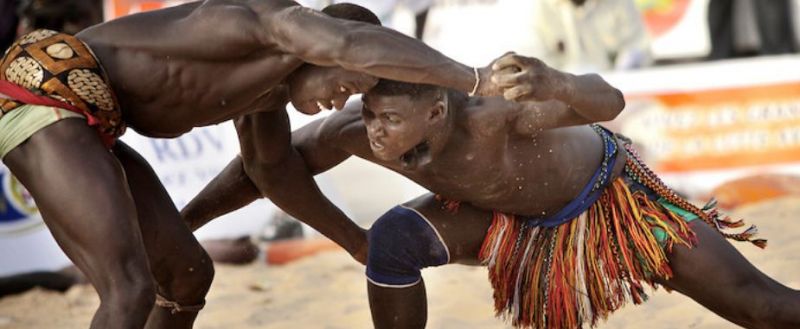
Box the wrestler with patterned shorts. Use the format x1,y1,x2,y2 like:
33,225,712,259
182,54,800,329
0,1,520,328
0,29,213,328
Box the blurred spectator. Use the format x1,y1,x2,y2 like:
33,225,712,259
412,3,429,39
16,0,103,35
421,0,650,73
422,1,541,66
1,0,19,51
708,0,796,60
530,0,652,73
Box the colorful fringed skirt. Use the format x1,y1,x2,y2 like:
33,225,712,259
478,143,765,329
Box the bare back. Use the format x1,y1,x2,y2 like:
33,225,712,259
75,0,305,137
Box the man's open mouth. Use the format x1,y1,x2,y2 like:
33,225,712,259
315,100,332,111
370,139,385,151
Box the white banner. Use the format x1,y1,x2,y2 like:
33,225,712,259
0,124,277,277
0,166,69,276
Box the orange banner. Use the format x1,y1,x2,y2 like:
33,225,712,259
620,82,800,173
104,0,188,21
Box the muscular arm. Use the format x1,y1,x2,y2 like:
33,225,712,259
233,108,369,261
179,118,349,232
491,53,625,121
470,96,617,136
557,73,625,122
79,0,497,94
293,103,372,173
181,103,369,233
510,100,599,134
263,2,483,93
77,1,266,60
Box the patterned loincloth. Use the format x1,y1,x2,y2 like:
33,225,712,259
440,127,766,329
0,29,125,146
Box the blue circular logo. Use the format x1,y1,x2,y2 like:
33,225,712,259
0,166,41,235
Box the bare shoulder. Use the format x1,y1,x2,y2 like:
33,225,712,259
462,96,517,138
190,0,264,27
318,101,367,144
312,101,376,159
243,0,317,42
180,0,300,42
77,0,279,57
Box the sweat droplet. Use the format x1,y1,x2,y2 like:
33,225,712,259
220,99,227,106
548,149,553,153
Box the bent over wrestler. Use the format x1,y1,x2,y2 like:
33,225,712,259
0,1,511,328
183,53,800,329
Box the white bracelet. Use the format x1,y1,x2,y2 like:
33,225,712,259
468,67,480,96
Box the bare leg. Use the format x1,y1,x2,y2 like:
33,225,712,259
113,141,214,329
3,119,154,329
659,221,800,329
367,194,491,329
368,280,429,329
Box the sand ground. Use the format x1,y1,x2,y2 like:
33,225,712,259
1,197,798,329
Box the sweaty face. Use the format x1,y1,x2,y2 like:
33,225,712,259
287,65,378,115
361,94,432,168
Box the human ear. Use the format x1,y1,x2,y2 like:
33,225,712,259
428,100,447,123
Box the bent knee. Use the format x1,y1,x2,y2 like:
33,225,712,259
187,253,215,291
367,206,450,287
158,250,215,302
103,277,156,314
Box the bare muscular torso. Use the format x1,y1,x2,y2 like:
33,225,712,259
336,101,623,217
411,122,605,216
75,0,301,137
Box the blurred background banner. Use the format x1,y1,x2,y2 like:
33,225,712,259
0,165,69,276
606,55,800,198
120,126,278,242
0,122,279,276
104,0,180,20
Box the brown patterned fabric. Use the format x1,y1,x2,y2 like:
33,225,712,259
0,29,125,139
